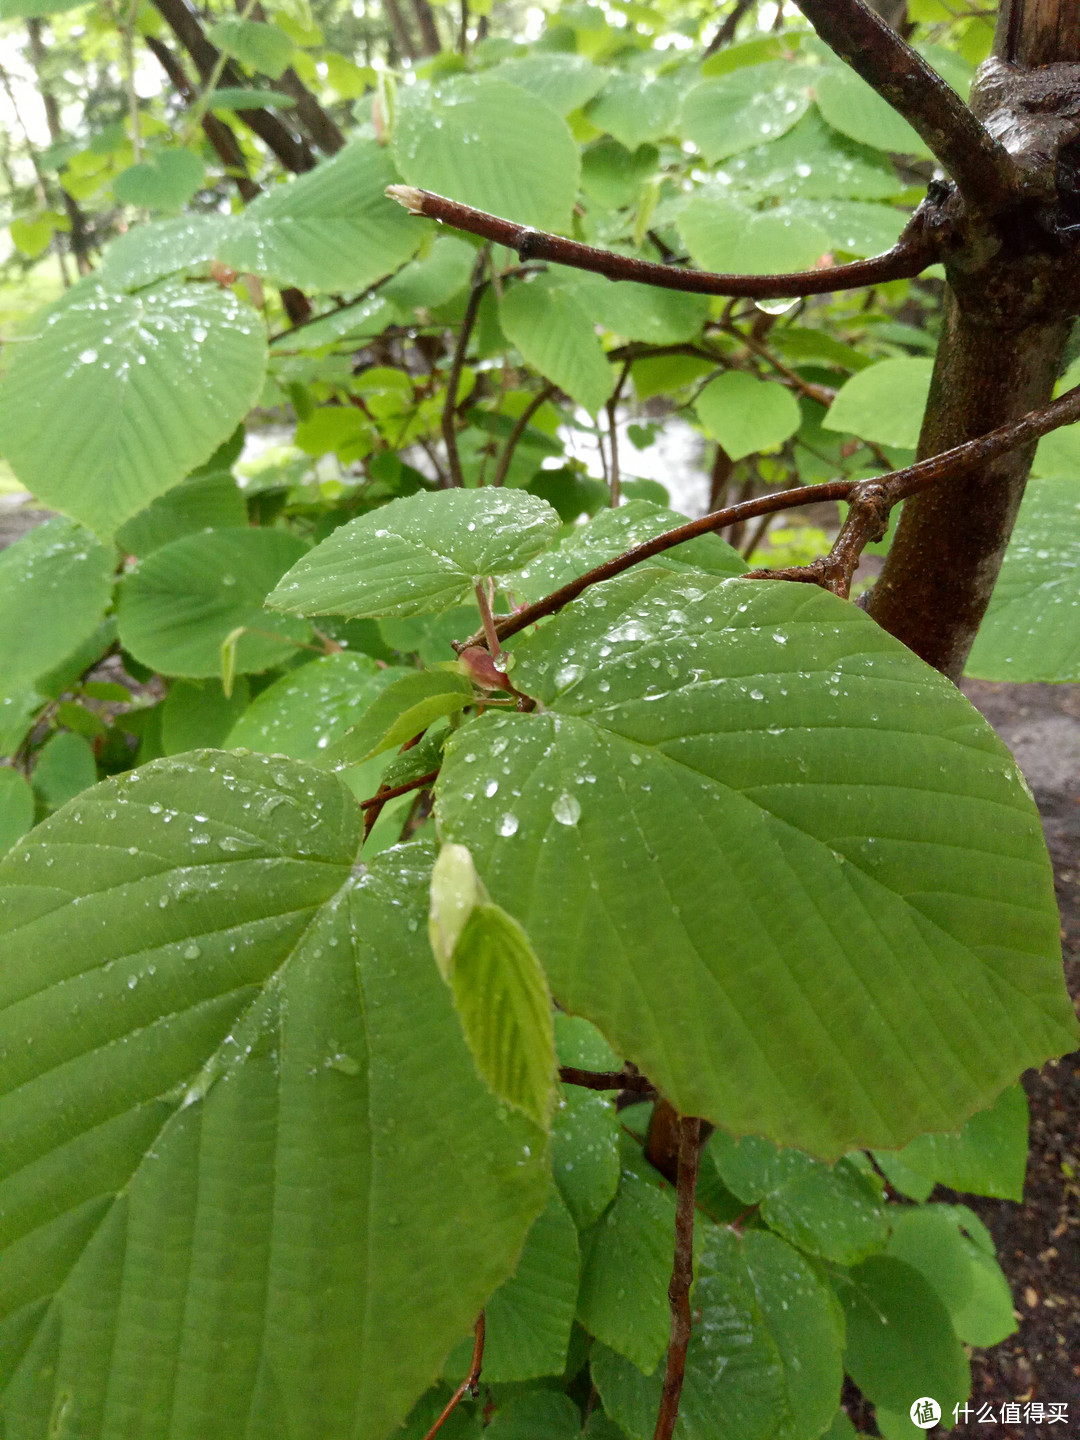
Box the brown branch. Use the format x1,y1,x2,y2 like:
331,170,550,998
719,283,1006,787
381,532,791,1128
491,383,557,487
384,0,418,61
653,1116,703,1440
606,359,632,508
387,186,937,300
792,0,1018,210
359,769,440,810
411,0,443,55
145,36,260,201
470,375,1080,645
559,1066,657,1095
25,21,93,273
705,0,757,55
237,1,346,154
442,247,489,488
422,1314,484,1440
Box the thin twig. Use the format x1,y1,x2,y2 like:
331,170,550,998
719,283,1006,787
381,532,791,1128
653,1116,703,1440
422,1314,485,1440
463,375,1080,646
359,769,440,810
559,1066,657,1095
180,0,261,145
704,0,756,55
792,0,1018,210
606,359,632,508
387,186,937,300
491,383,556,487
443,248,489,488
722,324,837,407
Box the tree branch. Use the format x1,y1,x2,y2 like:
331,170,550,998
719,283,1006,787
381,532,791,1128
491,382,556,487
705,0,757,56
422,1314,484,1440
442,247,489,488
559,1066,657,1095
792,0,1018,210
468,375,1080,646
387,186,937,299
653,1115,702,1440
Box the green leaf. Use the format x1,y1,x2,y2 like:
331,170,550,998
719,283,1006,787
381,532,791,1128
965,478,1080,681
486,1392,583,1440
678,194,829,275
10,213,57,258
0,768,34,854
444,900,558,1130
394,76,581,232
588,74,680,151
814,65,930,157
449,1191,580,1381
116,473,248,557
552,1082,621,1230
823,356,934,449
0,281,267,538
710,110,901,202
555,1012,621,1071
117,527,311,678
680,63,814,163
581,138,659,210
268,489,561,620
511,499,746,602
875,1083,1030,1201
559,270,709,346
1031,359,1080,476
500,278,616,416
0,691,45,760
576,1166,675,1372
695,372,802,460
0,763,548,1436
160,677,251,754
494,54,606,116
886,1204,1016,1348
0,517,115,698
708,1132,888,1265
113,150,206,210
327,667,474,766
0,0,84,17
790,198,907,257
207,17,295,78
837,1256,970,1431
228,652,412,764
208,85,299,110
592,1226,843,1440
382,236,478,310
30,730,97,809
435,569,1075,1157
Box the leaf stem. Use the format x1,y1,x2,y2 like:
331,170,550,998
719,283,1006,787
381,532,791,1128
386,186,938,299
443,247,490,488
473,579,502,658
653,1115,703,1440
422,1313,485,1440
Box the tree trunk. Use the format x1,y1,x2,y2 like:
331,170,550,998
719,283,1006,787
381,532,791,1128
866,0,1080,680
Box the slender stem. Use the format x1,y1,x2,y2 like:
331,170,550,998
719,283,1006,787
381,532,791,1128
653,1116,703,1440
474,580,502,658
442,248,489,488
387,186,937,300
792,0,1018,210
181,0,260,144
559,1066,657,1095
359,770,440,811
607,359,632,508
422,1314,485,1440
471,375,1080,646
491,383,556,487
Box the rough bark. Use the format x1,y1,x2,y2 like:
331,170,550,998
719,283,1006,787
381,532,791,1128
866,0,1080,679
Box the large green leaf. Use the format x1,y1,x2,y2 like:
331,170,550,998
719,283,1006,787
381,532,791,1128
394,77,580,232
510,499,746,602
680,64,814,163
0,281,267,538
560,270,709,347
0,517,115,699
117,527,311,677
886,1205,1016,1348
436,569,1075,1157
874,1083,1030,1202
588,74,680,151
500,278,616,417
708,1132,888,1265
493,55,607,116
712,111,901,202
0,757,548,1437
678,194,828,275
823,357,933,450
116,473,248,557
207,17,294,78
592,1227,843,1440
695,372,802,460
965,478,1080,681
268,489,561,620
814,65,930,157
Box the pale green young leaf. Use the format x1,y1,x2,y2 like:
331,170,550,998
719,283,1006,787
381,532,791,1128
429,841,487,979
382,236,477,311
113,150,206,211
207,17,295,77
680,63,814,163
268,488,561,620
499,278,616,416
696,371,802,460
394,77,580,232
0,517,115,699
326,667,473,767
0,281,267,537
117,527,311,678
436,570,1075,1157
823,356,934,449
965,478,1080,682
790,198,907,257
446,901,557,1131
493,54,607,116
0,762,548,1437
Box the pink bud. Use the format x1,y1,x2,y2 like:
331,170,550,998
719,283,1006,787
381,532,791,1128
459,647,510,691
